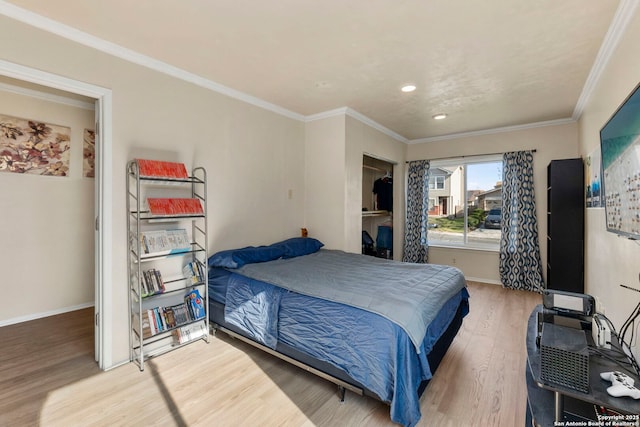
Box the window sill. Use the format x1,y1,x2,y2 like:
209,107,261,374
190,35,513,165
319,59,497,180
428,242,500,253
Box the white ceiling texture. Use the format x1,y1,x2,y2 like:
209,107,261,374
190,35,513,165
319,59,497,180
1,0,635,142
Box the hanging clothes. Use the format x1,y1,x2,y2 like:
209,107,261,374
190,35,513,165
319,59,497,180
373,176,393,211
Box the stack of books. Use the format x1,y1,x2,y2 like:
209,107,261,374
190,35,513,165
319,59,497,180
141,268,165,296
173,322,207,345
135,289,206,338
183,261,205,284
147,198,203,217
138,229,190,256
136,159,189,180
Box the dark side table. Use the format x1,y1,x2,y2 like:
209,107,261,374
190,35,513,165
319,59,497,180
526,305,640,425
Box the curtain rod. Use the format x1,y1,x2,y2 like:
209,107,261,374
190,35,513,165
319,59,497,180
405,149,537,163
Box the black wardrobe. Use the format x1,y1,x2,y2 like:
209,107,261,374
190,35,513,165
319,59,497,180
546,158,584,293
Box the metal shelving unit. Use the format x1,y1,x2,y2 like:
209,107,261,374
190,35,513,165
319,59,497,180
127,159,209,371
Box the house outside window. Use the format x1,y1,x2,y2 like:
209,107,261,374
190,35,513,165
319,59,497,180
428,168,454,216
429,176,445,190
428,156,503,250
428,198,436,210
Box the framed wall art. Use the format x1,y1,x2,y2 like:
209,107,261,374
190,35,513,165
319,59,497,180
0,113,70,176
83,128,95,178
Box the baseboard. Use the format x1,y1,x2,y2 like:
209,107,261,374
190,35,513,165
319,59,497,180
104,358,131,372
466,277,502,286
0,302,94,327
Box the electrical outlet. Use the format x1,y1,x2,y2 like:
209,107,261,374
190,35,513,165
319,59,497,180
452,258,456,265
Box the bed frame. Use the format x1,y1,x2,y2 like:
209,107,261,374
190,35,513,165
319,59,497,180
209,297,468,402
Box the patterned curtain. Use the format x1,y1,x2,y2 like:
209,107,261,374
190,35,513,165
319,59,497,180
499,151,545,293
403,160,430,263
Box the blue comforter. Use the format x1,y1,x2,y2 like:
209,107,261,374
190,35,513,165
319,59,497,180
235,250,466,352
220,254,469,427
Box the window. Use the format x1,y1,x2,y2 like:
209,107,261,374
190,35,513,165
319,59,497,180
428,156,503,250
429,176,444,190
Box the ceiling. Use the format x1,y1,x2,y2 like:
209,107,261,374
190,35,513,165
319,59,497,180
3,0,625,142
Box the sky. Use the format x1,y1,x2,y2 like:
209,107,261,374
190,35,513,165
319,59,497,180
467,162,503,191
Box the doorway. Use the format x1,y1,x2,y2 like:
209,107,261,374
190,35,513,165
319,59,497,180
0,59,112,369
362,154,395,259
440,197,448,216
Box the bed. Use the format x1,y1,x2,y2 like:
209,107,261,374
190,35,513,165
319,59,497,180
208,237,469,427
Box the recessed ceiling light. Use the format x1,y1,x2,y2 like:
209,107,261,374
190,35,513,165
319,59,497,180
432,113,447,120
401,85,416,92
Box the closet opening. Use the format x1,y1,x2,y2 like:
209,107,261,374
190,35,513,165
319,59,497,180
362,154,394,259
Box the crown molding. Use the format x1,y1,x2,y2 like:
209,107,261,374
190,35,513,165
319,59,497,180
573,0,640,120
344,108,408,143
0,80,95,110
408,118,576,144
3,0,634,143
305,107,349,122
306,107,408,143
0,1,305,122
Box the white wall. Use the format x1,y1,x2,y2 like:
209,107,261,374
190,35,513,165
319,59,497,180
304,114,406,255
304,115,346,249
407,122,579,283
0,15,306,366
0,88,95,324
578,8,640,359
345,115,406,256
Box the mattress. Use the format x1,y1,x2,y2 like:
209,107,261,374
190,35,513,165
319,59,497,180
208,251,469,427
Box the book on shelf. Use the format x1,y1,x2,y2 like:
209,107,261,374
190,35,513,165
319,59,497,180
185,289,206,320
135,159,188,180
147,307,165,335
183,261,205,284
138,229,190,256
163,306,177,329
173,321,207,345
141,268,165,296
139,230,169,254
166,229,191,250
139,288,206,338
149,308,161,336
147,198,203,217
132,311,153,339
170,303,190,325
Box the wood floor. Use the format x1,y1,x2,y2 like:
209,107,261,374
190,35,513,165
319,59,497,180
0,282,540,427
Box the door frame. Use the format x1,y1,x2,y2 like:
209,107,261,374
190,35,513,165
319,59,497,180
0,59,113,369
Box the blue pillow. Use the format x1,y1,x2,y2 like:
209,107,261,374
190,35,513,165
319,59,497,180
232,245,285,267
272,237,324,259
208,248,242,269
208,245,285,268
